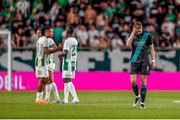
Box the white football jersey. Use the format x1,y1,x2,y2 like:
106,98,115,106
35,36,48,67
62,37,78,71
47,38,55,62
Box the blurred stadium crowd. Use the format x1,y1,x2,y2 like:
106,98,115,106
0,0,180,49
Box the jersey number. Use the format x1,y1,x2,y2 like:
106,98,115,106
72,45,77,56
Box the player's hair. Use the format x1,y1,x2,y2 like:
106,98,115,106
134,21,143,28
66,25,74,36
41,26,52,35
35,27,41,33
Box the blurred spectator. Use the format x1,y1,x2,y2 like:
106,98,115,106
0,0,179,49
90,36,100,49
77,25,89,47
159,27,173,48
49,3,60,22
53,21,64,44
98,37,110,50
96,13,106,31
111,34,124,49
13,27,26,48
116,0,126,16
88,25,99,41
16,0,30,17
132,1,145,21
166,7,176,22
161,17,175,37
29,29,38,48
67,7,77,25
0,25,8,48
85,5,97,25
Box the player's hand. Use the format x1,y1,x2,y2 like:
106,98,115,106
58,54,63,61
132,26,139,34
57,44,63,51
151,62,156,70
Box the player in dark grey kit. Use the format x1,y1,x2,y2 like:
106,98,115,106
126,21,156,109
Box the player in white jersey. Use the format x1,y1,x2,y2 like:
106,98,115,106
58,26,79,104
35,26,62,104
44,28,62,103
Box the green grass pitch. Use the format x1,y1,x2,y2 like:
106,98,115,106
0,91,180,119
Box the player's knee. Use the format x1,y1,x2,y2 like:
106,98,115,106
130,78,137,85
64,78,71,83
141,81,146,86
45,77,52,84
37,86,42,92
140,76,147,85
131,80,137,85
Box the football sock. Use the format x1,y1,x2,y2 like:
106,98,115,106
51,82,60,101
132,84,139,96
36,92,43,101
45,84,52,101
64,83,69,102
141,85,147,103
68,82,78,100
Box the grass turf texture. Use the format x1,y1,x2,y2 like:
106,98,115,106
0,91,180,119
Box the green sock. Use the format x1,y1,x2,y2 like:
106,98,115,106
141,85,147,103
132,84,139,96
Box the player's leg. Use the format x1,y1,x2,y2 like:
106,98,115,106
67,71,79,103
44,77,51,103
63,78,71,103
49,70,61,103
131,75,139,96
45,70,61,103
63,71,79,104
139,63,150,109
36,77,46,102
130,63,140,107
35,66,49,103
130,74,140,107
140,75,147,109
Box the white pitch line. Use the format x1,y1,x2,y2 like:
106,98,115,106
173,100,180,103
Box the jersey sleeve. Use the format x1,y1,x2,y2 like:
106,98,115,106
146,33,153,46
63,39,70,51
42,38,48,48
49,38,55,45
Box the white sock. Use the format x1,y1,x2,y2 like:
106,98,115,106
68,82,78,100
64,83,69,102
45,84,52,101
51,82,60,101
36,92,43,101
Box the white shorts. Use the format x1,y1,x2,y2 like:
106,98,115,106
47,62,55,71
35,66,49,78
62,71,75,79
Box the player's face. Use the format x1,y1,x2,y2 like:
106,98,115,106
49,29,54,38
135,26,143,35
45,29,53,38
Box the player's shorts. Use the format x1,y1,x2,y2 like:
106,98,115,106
47,60,55,71
130,62,150,75
35,66,49,78
62,71,75,79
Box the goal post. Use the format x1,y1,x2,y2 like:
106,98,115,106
0,30,12,91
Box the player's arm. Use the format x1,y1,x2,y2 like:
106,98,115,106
58,50,68,60
58,39,70,60
126,27,138,48
44,47,61,54
52,43,63,51
150,44,156,69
